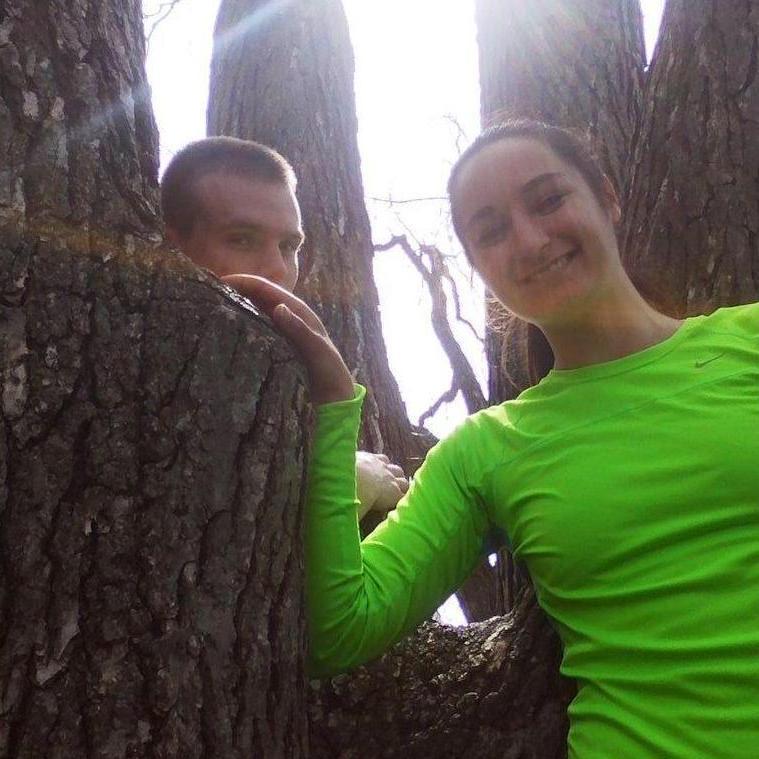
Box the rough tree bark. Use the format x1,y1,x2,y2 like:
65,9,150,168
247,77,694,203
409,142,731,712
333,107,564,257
0,1,309,756
308,587,572,759
207,0,426,475
622,0,759,313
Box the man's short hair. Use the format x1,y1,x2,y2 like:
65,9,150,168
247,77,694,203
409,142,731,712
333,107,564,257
160,136,297,237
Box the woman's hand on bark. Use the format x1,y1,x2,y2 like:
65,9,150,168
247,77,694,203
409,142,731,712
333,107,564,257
222,275,355,405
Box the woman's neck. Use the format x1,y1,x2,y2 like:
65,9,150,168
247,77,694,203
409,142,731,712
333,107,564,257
542,282,682,371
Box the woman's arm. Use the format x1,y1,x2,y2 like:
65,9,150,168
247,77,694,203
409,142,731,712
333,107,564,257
307,389,490,678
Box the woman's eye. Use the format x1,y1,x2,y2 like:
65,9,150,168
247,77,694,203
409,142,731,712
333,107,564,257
536,193,566,214
477,224,509,246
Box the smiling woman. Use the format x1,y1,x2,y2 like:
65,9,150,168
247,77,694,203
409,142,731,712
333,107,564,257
296,115,759,758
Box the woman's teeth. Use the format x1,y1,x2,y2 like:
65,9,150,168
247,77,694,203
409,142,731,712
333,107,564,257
527,249,577,281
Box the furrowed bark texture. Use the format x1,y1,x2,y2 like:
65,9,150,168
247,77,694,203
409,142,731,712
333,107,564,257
308,587,573,759
0,0,161,239
622,0,759,313
0,1,310,756
476,0,645,202
207,0,425,474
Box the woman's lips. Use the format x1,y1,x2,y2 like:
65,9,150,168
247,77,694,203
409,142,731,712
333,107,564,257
520,248,579,284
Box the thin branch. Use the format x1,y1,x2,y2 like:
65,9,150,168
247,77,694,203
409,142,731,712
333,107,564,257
443,113,469,156
420,243,483,344
418,384,459,428
369,195,449,205
375,234,486,416
144,0,184,44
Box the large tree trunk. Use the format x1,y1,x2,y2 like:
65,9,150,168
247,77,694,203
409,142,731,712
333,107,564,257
207,0,425,475
0,1,309,756
622,0,759,312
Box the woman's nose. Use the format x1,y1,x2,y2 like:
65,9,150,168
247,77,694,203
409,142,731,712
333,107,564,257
511,211,550,256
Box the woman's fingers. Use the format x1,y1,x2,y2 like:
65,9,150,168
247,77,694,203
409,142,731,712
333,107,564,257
222,276,354,405
222,274,325,334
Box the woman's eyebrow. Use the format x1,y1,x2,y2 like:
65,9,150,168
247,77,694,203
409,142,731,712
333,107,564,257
521,172,564,194
465,206,497,233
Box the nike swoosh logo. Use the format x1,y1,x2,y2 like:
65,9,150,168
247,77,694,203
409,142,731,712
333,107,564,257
694,353,724,368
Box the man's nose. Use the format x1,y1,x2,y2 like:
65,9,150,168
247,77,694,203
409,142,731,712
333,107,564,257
259,243,296,291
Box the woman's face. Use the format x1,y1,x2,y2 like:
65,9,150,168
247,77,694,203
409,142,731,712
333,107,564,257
453,138,622,327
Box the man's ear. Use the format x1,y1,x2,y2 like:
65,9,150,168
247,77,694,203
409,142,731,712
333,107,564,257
602,175,622,225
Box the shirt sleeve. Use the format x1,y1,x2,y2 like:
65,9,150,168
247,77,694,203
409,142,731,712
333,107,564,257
306,385,491,678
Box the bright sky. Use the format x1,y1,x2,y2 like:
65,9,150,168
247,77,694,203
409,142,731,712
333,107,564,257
144,0,665,626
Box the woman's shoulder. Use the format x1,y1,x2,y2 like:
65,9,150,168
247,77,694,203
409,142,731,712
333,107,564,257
698,300,759,338
431,401,522,473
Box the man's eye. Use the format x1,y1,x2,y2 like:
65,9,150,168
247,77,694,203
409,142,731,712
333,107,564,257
280,239,301,255
228,234,256,247
477,224,509,246
535,193,566,214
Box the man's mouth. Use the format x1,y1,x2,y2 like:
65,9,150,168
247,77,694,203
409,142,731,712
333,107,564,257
521,248,579,283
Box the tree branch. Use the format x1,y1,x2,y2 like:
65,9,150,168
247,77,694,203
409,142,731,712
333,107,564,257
376,234,486,417
418,383,459,428
143,0,185,43
308,585,572,759
423,243,483,343
369,195,449,205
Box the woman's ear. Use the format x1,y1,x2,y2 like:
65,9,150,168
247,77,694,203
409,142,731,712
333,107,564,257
602,175,622,225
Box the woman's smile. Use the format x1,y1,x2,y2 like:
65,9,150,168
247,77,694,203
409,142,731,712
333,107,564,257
519,247,580,284
452,137,622,324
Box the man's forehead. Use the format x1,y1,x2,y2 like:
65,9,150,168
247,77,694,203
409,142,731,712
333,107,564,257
194,170,291,198
193,171,301,227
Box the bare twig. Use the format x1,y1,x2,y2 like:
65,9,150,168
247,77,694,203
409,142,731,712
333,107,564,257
143,0,184,43
418,383,459,428
443,113,469,155
369,195,449,205
376,234,486,418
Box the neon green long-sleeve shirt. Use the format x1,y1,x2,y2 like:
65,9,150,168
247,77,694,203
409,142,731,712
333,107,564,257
306,302,759,758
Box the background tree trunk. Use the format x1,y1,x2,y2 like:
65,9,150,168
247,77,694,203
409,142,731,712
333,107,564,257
0,1,309,756
207,0,426,474
622,0,759,312
476,0,646,397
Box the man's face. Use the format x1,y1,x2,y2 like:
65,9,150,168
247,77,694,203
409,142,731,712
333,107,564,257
171,172,304,291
